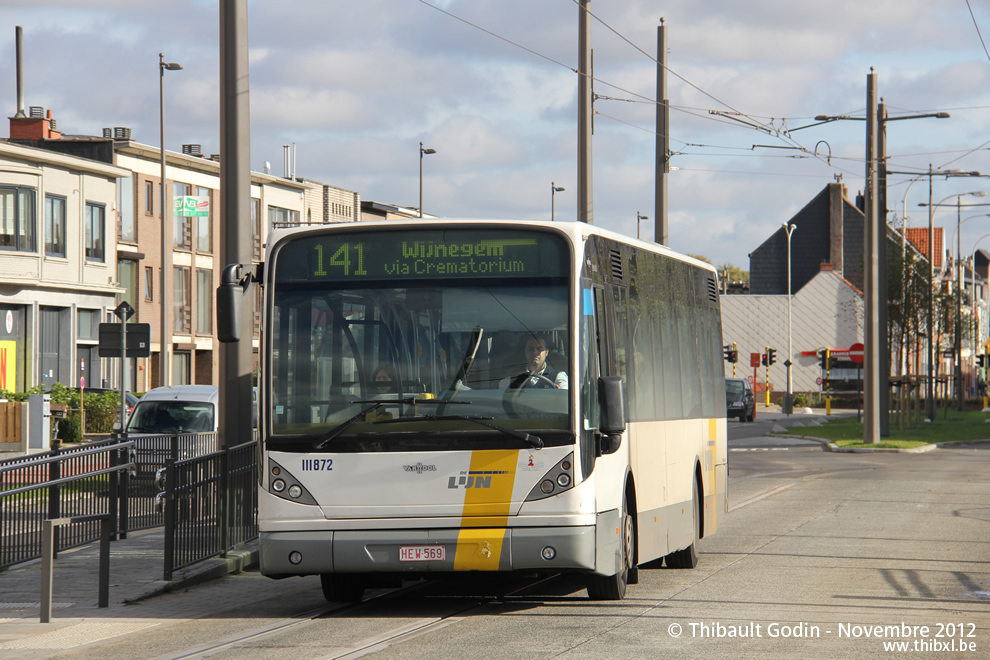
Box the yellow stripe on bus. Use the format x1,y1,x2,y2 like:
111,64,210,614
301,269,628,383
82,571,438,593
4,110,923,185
708,418,718,532
454,450,518,570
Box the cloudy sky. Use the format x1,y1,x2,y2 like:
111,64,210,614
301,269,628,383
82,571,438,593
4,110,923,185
3,0,990,270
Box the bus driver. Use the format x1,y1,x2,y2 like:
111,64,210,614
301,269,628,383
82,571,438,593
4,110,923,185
501,334,568,390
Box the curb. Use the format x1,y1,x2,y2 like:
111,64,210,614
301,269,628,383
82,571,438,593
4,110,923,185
771,433,937,453
772,434,990,453
130,544,259,603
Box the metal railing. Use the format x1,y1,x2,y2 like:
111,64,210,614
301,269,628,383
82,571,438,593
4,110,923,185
0,441,133,569
160,440,258,580
0,431,252,576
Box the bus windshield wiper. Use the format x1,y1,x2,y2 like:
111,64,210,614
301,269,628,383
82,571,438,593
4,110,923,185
312,397,416,449
375,414,543,449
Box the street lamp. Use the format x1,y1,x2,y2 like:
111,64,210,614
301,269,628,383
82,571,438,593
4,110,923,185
159,53,182,388
419,142,436,218
920,190,988,410
551,182,565,221
783,222,796,415
637,211,649,239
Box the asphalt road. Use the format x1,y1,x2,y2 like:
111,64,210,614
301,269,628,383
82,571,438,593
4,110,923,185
6,429,989,659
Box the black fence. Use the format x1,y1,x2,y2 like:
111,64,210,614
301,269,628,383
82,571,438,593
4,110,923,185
0,433,257,577
0,439,132,569
161,441,258,580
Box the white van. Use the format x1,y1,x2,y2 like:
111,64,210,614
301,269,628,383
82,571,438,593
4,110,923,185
125,385,219,434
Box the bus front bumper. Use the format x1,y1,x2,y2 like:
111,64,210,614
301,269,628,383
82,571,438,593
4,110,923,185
260,525,598,576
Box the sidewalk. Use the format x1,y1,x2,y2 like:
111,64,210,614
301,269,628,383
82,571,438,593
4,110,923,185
0,526,257,654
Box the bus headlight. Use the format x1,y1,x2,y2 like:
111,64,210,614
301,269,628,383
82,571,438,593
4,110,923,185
556,473,571,488
272,478,286,492
288,484,303,499
540,480,555,494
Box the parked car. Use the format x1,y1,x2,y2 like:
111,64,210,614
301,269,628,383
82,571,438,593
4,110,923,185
725,377,755,422
125,385,220,475
125,385,219,434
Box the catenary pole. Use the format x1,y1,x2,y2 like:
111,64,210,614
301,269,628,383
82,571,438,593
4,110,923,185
219,0,253,449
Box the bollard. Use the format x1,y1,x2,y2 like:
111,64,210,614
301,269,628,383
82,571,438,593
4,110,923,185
40,518,69,623
41,515,112,622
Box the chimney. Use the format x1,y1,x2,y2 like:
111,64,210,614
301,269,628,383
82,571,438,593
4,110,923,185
820,262,834,272
14,26,25,118
182,144,202,156
11,105,61,140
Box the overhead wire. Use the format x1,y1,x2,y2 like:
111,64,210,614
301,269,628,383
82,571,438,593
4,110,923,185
416,0,903,183
966,0,990,63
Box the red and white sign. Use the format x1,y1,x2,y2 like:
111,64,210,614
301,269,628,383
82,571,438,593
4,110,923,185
816,376,823,385
747,375,754,384
399,545,445,562
848,342,864,364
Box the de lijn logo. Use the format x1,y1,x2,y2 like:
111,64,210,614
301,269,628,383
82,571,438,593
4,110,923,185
447,470,509,489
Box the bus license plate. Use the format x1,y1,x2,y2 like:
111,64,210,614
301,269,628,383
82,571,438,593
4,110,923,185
399,545,445,562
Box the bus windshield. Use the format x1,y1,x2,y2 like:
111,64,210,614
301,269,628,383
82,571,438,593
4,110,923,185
267,227,571,450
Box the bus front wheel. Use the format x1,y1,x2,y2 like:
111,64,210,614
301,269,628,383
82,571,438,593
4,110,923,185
320,573,365,602
586,497,633,600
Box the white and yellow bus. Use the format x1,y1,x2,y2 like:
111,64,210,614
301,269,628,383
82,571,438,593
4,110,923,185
219,220,727,601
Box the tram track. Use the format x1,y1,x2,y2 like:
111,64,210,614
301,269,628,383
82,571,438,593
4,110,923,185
155,573,564,660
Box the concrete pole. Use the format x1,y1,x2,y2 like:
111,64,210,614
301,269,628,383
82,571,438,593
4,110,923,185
655,20,669,245
864,70,880,444
219,0,253,449
577,0,593,224
877,101,890,436
927,166,936,420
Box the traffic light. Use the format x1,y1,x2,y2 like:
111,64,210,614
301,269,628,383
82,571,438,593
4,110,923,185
767,348,776,366
979,355,986,368
723,345,732,362
818,348,831,370
761,353,768,366
728,349,738,363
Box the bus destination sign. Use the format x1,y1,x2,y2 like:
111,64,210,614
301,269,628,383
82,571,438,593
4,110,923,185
275,230,566,282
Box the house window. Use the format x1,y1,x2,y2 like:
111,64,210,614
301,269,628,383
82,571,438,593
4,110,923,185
145,266,154,301
78,309,99,340
118,259,138,308
145,180,154,215
173,265,190,333
196,268,212,333
44,194,66,257
85,202,106,262
119,174,135,242
268,205,299,232
195,186,211,253
0,186,37,252
252,198,262,259
173,182,191,249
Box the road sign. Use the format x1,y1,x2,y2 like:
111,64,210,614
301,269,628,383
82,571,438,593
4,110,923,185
750,352,761,368
99,323,152,357
848,342,864,364
747,375,754,384
816,376,823,385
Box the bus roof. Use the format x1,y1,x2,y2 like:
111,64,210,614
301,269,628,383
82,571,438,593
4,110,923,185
265,219,718,276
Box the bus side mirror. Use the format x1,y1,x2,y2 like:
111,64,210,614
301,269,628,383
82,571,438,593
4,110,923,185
598,376,626,454
217,263,251,343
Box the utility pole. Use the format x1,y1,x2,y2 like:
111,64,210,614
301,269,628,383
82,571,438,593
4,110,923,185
218,0,253,449
654,19,669,245
577,0,593,224
863,70,880,445
877,99,890,436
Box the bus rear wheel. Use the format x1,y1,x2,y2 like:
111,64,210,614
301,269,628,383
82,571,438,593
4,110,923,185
320,573,365,602
665,478,700,569
586,497,633,600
